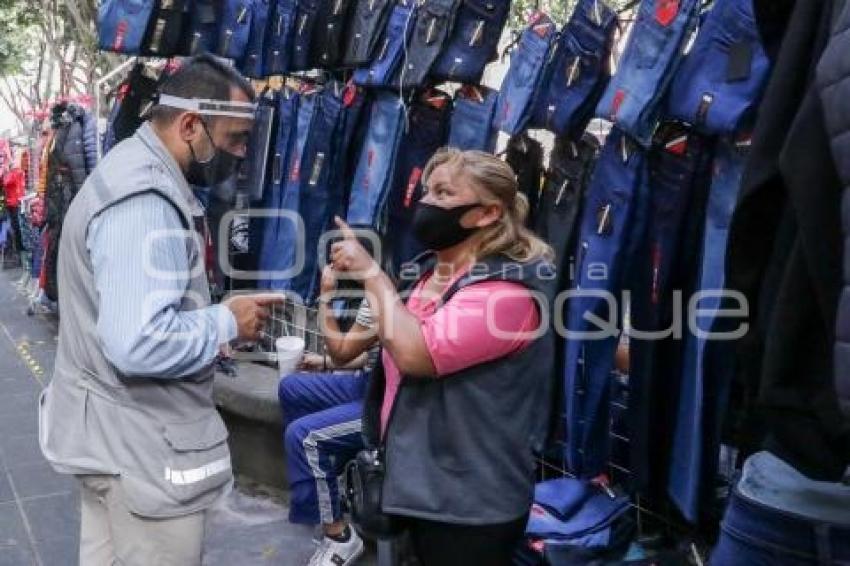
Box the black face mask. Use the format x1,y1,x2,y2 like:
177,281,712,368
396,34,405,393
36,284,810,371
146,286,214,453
412,201,483,251
185,119,242,187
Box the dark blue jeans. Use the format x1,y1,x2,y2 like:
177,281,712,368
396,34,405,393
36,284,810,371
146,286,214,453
447,85,498,152
346,92,406,227
290,0,320,71
563,129,646,477
668,0,771,135
187,0,220,54
353,3,415,88
240,0,272,78
530,0,617,137
494,13,557,136
309,0,355,68
292,85,345,303
258,90,299,289
711,488,850,565
217,0,255,61
98,0,157,54
264,0,297,75
386,92,452,273
329,85,369,221
342,0,394,66
595,0,699,146
394,0,461,89
430,0,510,84
668,139,747,522
626,124,714,495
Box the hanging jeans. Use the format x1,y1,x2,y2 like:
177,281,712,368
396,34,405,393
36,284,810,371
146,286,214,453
310,0,356,68
394,0,462,89
263,91,317,291
505,133,545,228
563,129,646,477
187,0,220,54
668,0,771,135
217,0,255,61
292,86,345,303
290,0,321,71
668,139,747,522
595,0,698,147
342,0,394,66
529,0,617,137
535,134,600,291
430,0,510,84
264,0,298,75
329,85,369,221
494,13,557,136
280,372,368,525
711,484,850,565
386,93,452,273
346,93,407,227
258,90,299,289
447,85,499,152
626,124,714,495
240,0,272,77
140,0,191,56
98,0,157,54
353,3,415,88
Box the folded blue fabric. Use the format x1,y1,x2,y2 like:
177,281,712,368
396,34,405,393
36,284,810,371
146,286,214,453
526,478,630,540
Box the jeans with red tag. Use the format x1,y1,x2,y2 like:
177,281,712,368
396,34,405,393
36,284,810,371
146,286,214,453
494,13,557,136
530,0,617,137
385,92,452,273
667,0,772,135
98,0,157,54
595,0,699,146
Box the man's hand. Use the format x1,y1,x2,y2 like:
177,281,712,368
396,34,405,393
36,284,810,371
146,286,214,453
223,293,285,341
330,217,378,281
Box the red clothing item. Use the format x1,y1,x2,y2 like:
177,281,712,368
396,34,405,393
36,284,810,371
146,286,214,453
380,269,541,435
3,168,25,207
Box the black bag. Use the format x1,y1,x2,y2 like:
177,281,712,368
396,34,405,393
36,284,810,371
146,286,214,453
343,448,401,539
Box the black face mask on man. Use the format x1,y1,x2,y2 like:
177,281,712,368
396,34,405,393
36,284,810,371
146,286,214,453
185,119,242,187
412,201,483,251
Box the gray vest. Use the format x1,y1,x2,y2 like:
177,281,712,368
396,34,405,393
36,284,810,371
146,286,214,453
364,254,558,524
38,123,232,519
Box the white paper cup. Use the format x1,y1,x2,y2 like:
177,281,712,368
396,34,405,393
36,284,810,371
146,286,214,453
276,336,305,376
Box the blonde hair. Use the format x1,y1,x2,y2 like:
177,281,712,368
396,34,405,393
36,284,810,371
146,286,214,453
422,148,555,263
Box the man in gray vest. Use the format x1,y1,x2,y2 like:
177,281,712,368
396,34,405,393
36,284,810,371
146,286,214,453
38,55,282,565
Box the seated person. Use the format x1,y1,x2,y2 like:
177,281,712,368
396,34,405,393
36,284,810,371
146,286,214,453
278,267,378,566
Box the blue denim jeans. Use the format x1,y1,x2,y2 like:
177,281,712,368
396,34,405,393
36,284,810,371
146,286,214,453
494,13,557,136
264,0,297,75
217,0,255,61
394,0,461,89
595,0,699,146
346,93,406,227
280,372,368,525
353,3,415,88
563,129,646,477
310,0,356,68
447,85,498,152
385,92,452,272
291,86,345,303
430,0,510,84
240,0,272,78
668,139,747,522
261,91,317,291
530,0,617,137
342,0,394,66
258,90,299,289
668,0,771,135
329,85,369,221
290,0,320,71
711,487,850,565
98,0,157,54
626,124,714,494
187,0,220,54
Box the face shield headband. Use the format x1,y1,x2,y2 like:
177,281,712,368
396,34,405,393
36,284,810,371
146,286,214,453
155,94,256,119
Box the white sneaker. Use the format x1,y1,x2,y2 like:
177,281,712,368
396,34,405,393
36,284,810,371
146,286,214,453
307,530,365,566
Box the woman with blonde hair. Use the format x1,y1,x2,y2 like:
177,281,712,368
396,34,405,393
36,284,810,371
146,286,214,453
329,149,557,565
